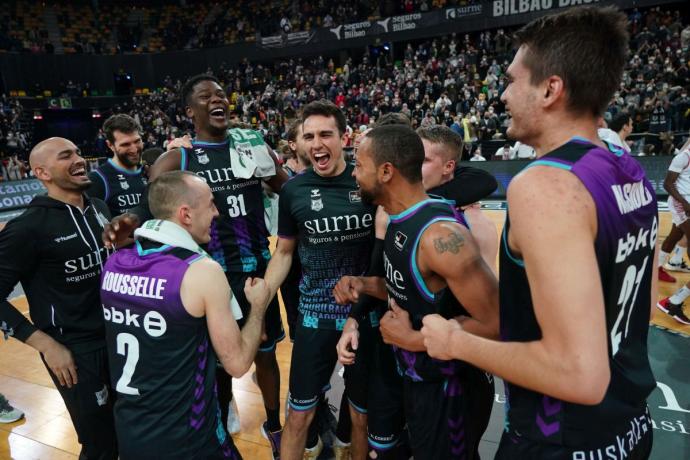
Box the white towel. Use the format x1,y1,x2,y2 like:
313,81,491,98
228,128,277,179
135,219,243,320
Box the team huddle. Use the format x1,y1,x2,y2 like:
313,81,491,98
0,7,660,460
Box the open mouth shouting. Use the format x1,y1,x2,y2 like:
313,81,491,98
312,151,332,172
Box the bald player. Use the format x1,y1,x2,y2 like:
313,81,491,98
0,138,118,459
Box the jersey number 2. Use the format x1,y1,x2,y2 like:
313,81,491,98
611,256,648,357
116,333,141,395
227,195,247,217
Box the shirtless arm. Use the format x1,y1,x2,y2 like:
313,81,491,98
422,168,611,405
181,258,268,377
420,220,499,339
264,237,297,300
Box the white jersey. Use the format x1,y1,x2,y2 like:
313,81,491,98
668,149,690,197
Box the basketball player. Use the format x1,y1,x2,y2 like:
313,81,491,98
263,100,372,460
657,139,690,284
101,171,271,459
422,7,657,458
337,124,498,459
0,137,117,459
417,125,498,273
336,117,499,459
103,74,288,458
87,114,147,216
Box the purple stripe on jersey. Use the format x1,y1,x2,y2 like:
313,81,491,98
390,199,452,224
189,337,210,431
232,213,255,259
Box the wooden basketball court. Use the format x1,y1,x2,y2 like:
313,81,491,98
0,210,688,459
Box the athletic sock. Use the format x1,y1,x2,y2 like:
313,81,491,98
659,250,670,267
306,422,319,449
669,245,686,265
265,407,281,432
335,395,352,443
670,286,690,304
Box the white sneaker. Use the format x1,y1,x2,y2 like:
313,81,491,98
665,260,690,273
303,436,323,460
0,396,23,423
226,399,241,434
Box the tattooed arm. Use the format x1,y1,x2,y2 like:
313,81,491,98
418,221,499,339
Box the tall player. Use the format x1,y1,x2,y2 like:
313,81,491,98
340,124,498,459
104,74,288,459
422,7,657,458
88,114,147,216
264,100,372,460
101,171,271,459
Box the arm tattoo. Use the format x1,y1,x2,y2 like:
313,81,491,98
433,231,465,254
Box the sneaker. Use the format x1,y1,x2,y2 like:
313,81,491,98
303,436,323,460
227,399,241,435
0,396,24,423
261,421,282,460
659,266,677,283
664,260,690,273
657,297,690,325
332,437,351,460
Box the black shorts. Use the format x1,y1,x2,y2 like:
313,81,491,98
344,322,405,452
288,318,347,411
403,365,494,460
43,346,118,460
228,269,285,352
495,408,653,460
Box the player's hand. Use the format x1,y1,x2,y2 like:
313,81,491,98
245,277,270,313
333,276,364,305
336,317,360,365
166,134,193,150
42,339,78,388
421,314,462,361
102,213,139,249
380,300,413,348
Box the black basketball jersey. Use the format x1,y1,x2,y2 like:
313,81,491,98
499,139,657,446
383,198,469,382
278,164,376,326
181,139,270,274
88,159,146,216
101,240,235,459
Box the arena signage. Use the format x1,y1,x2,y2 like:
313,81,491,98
492,0,602,18
0,179,45,212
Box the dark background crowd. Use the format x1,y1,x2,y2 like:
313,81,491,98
2,4,690,180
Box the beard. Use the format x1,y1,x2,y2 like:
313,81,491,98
115,149,141,168
359,182,381,206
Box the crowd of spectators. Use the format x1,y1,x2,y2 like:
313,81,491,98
0,96,30,181
87,6,688,160
1,0,481,54
1,5,689,173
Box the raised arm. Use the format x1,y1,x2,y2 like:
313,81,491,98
423,168,610,405
419,220,499,339
182,258,269,377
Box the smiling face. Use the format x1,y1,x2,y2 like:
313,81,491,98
186,80,229,136
109,129,143,169
352,137,382,206
184,176,219,244
302,114,346,177
500,46,542,145
31,138,91,192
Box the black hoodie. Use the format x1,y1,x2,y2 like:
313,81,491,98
0,194,112,353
